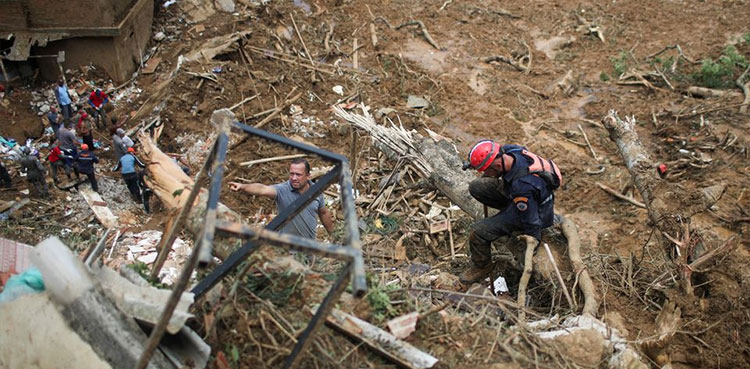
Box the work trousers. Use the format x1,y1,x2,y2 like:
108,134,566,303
60,104,72,121
123,172,141,202
29,177,49,198
467,177,526,267
0,164,10,187
50,160,71,182
82,134,95,151
81,171,98,192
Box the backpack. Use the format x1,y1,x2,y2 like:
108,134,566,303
503,148,563,190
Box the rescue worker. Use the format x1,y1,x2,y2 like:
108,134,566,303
112,147,146,202
77,112,95,151
57,121,79,178
458,140,561,284
19,146,49,198
88,88,109,128
0,156,13,188
138,171,153,214
76,144,99,192
111,127,128,161
47,139,72,184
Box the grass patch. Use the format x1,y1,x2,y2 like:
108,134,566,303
610,51,629,77
366,273,400,322
693,46,749,88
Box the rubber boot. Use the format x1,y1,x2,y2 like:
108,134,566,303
459,263,495,284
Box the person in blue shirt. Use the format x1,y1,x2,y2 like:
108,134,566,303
112,147,146,202
54,80,72,122
46,107,61,137
459,140,562,284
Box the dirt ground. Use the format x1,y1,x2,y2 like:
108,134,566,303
2,0,750,368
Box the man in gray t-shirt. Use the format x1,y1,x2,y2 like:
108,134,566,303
229,158,334,239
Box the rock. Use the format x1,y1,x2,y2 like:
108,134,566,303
40,104,50,114
374,107,397,119
153,31,166,42
276,25,293,41
216,0,235,13
406,95,430,109
548,328,607,367
332,85,344,96
602,311,629,337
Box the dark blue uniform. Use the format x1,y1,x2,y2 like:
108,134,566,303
467,144,555,267
76,149,99,192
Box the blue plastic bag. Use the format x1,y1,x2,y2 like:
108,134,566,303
0,267,45,303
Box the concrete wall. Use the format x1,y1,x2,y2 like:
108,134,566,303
1,0,136,29
0,1,29,28
33,0,153,83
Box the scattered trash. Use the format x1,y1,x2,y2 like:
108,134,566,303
0,267,45,303
387,311,419,339
153,31,166,42
212,66,223,74
406,95,430,109
332,85,344,95
492,275,509,295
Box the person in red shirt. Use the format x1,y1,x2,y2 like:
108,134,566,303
88,88,109,128
47,139,72,184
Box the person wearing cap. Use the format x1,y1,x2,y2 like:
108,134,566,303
112,147,146,203
19,146,49,198
458,140,561,284
112,127,128,161
54,79,72,121
88,89,109,128
77,112,95,151
76,143,100,192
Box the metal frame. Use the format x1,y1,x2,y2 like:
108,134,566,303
187,121,367,369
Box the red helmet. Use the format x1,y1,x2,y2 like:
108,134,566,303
464,140,500,172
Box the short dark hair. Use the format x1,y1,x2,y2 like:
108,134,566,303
291,158,310,174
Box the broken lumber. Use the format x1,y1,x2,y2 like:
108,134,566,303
603,110,726,295
138,110,241,260
324,307,438,369
517,235,537,321
31,237,171,369
80,188,119,228
560,217,599,317
333,104,485,219
687,86,743,99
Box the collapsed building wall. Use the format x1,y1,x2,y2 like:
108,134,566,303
0,0,153,83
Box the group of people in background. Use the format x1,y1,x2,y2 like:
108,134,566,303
0,80,153,214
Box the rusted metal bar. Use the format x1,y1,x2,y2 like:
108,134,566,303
197,130,230,264
233,122,348,163
134,214,207,369
191,165,342,298
283,264,351,369
215,220,361,261
149,137,219,281
338,160,366,296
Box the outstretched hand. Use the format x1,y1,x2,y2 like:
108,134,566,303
228,182,243,191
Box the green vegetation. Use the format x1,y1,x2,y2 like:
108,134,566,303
610,51,630,77
126,261,169,288
243,268,303,306
599,72,610,82
366,273,400,322
693,46,749,88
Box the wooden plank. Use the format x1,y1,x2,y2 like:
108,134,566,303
80,188,119,228
142,57,161,75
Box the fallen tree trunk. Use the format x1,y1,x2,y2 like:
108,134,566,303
333,105,484,219
603,110,726,295
138,116,241,260
334,105,598,314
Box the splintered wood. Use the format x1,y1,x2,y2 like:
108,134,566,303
80,188,119,229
